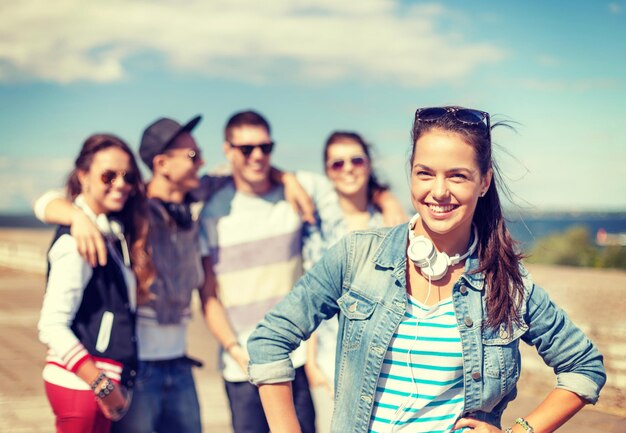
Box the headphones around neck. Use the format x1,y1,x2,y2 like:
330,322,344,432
159,199,193,230
95,213,131,267
74,195,130,267
407,213,478,281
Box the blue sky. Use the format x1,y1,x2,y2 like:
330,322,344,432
1,0,625,213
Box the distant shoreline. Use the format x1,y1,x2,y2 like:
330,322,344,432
506,210,626,219
0,214,48,229
2,211,625,250
2,209,626,224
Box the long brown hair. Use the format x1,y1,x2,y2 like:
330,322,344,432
410,108,525,330
67,133,155,303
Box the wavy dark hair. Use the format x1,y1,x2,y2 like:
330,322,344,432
324,131,389,204
66,133,155,303
410,107,525,330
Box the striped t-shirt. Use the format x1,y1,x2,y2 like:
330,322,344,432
368,296,465,433
199,172,339,382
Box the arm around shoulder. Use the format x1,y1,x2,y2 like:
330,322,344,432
191,174,232,202
33,190,106,266
34,189,73,225
273,168,315,224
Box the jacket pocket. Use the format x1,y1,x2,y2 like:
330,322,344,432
482,322,527,379
481,322,527,409
338,290,376,351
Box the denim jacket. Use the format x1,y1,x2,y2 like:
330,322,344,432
248,224,606,433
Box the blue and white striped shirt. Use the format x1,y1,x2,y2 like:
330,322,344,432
368,296,465,433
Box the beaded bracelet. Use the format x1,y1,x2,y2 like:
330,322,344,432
504,417,535,433
96,378,115,400
90,371,107,391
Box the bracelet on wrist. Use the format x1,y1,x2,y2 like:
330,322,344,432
515,417,534,433
90,371,107,391
507,417,534,433
96,378,116,400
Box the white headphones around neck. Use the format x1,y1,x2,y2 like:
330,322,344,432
95,214,131,267
407,213,478,281
74,196,130,267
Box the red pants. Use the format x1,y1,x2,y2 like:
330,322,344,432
44,381,111,433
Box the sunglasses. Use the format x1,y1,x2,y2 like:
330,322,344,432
100,170,137,185
168,149,203,164
326,155,369,172
415,106,490,133
229,141,274,157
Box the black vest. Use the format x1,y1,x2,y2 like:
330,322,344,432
48,226,137,387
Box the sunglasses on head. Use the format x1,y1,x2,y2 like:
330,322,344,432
100,170,137,185
415,106,490,133
326,155,369,172
229,141,274,157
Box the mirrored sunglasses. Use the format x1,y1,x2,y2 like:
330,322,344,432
100,170,137,185
229,141,274,157
168,149,202,164
327,155,369,172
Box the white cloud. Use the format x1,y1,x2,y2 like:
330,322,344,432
608,3,622,14
518,78,620,92
0,0,504,86
536,54,561,67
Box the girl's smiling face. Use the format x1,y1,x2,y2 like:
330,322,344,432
325,140,370,198
410,128,491,241
79,147,135,215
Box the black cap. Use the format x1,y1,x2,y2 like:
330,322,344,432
139,115,202,169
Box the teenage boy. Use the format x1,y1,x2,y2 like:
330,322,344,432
199,110,331,433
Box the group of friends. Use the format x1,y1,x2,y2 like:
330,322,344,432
35,107,606,433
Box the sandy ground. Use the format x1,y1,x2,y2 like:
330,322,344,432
515,263,626,416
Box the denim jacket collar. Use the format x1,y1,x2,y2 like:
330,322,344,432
372,223,486,291
460,254,486,291
371,223,407,270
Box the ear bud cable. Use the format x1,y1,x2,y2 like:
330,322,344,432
390,275,431,433
423,271,432,305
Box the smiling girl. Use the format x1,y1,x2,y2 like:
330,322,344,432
305,131,394,432
38,134,153,433
247,106,606,433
